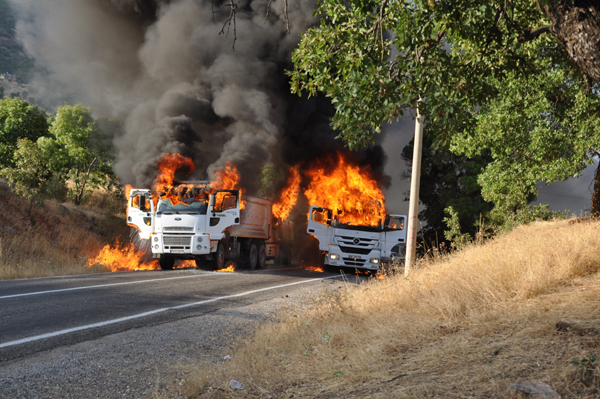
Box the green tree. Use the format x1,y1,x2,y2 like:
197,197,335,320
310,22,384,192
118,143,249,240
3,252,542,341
0,97,48,167
40,103,116,205
451,58,600,215
1,138,52,214
401,135,493,246
290,0,600,215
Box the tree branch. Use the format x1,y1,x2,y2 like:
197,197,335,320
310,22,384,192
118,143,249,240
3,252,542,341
264,0,290,34
517,25,552,43
213,0,238,49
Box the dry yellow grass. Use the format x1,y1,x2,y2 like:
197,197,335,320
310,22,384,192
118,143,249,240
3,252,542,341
188,219,600,398
0,184,129,280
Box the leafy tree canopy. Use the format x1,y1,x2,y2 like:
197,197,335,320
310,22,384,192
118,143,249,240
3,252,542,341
39,103,117,205
290,0,600,214
0,97,48,167
1,138,52,213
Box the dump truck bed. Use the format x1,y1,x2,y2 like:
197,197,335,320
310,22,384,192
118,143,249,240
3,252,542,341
229,196,271,239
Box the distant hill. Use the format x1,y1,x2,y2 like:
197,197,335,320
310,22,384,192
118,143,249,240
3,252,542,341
0,0,36,85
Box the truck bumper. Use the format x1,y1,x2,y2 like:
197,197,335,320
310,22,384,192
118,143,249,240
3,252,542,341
151,233,211,256
324,247,381,270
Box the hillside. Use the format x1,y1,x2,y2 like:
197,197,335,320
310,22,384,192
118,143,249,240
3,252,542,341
0,182,131,280
0,0,36,84
188,219,600,398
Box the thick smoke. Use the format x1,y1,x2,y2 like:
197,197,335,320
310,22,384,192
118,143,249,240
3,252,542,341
8,0,389,195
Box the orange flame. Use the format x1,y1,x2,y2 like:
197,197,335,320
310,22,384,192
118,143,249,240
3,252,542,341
304,153,386,227
273,167,301,221
151,154,196,207
210,162,241,191
87,241,158,272
125,184,132,200
304,265,325,272
148,155,246,209
216,264,236,272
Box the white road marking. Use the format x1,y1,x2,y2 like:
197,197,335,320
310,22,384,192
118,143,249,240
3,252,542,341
0,273,231,300
0,275,340,349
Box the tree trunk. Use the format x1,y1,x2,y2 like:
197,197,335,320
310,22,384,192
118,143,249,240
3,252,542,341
592,161,600,216
539,1,600,86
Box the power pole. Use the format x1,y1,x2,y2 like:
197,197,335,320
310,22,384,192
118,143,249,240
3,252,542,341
404,105,424,275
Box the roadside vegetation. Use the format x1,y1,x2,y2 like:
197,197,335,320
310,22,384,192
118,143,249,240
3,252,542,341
0,181,128,280
187,218,600,398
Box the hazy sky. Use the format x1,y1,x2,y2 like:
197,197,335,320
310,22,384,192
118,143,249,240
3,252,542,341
380,117,596,217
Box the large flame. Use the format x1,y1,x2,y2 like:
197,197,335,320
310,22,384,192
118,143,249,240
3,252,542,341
273,167,301,221
210,162,241,191
210,162,247,210
145,155,246,210
303,153,386,227
87,241,158,272
150,154,196,206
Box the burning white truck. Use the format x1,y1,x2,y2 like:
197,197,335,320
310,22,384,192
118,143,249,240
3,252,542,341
127,182,292,270
308,206,406,271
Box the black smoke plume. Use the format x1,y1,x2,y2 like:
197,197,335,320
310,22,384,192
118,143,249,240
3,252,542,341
8,0,389,195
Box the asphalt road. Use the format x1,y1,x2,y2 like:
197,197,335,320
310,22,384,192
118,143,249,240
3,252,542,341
0,266,350,364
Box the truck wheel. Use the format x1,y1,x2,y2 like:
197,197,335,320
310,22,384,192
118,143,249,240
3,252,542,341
211,242,226,270
248,243,258,269
258,244,266,269
159,257,175,270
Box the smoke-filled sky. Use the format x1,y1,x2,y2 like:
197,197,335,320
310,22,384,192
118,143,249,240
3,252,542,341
9,0,356,193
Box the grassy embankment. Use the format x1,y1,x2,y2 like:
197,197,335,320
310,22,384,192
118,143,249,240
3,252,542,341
188,219,600,398
0,183,129,280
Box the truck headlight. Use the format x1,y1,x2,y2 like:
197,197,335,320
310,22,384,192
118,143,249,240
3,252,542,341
330,254,339,260
197,245,202,250
197,237,203,243
154,245,159,249
153,236,158,242
369,258,380,264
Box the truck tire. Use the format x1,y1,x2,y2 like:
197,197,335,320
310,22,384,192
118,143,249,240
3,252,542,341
159,257,175,270
258,244,266,269
211,242,226,270
248,243,258,269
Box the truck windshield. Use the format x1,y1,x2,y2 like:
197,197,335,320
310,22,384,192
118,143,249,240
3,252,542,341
157,198,208,215
331,218,383,232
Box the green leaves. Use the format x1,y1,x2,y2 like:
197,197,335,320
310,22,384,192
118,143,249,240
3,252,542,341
43,104,117,205
0,97,48,168
1,138,53,209
451,51,600,214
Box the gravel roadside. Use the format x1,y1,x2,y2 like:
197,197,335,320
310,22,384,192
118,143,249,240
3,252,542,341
0,278,339,399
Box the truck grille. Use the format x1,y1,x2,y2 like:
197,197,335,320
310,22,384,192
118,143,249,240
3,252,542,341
339,246,371,255
337,236,376,254
164,226,194,232
342,257,366,267
163,236,192,246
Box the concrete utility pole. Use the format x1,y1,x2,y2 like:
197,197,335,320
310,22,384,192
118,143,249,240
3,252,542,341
404,105,424,275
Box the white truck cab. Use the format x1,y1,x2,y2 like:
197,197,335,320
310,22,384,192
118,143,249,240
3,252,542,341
127,183,240,270
307,206,406,270
127,182,292,271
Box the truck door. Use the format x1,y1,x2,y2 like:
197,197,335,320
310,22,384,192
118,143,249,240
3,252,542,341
307,206,333,251
383,215,407,258
208,190,240,239
127,189,154,240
